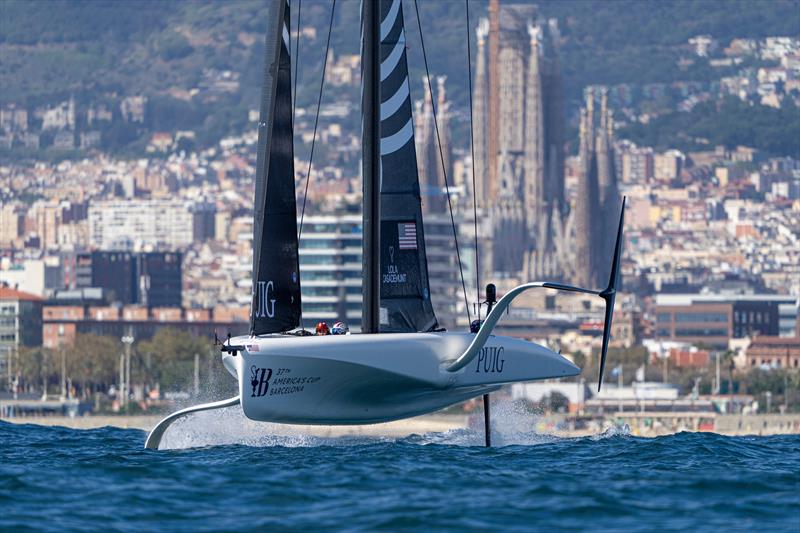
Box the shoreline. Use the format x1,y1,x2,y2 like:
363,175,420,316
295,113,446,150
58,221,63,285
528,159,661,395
3,412,799,438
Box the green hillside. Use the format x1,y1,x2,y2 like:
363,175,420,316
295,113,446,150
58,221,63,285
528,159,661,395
1,0,798,156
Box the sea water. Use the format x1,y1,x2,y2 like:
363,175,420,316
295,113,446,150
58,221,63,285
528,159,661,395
1,409,798,532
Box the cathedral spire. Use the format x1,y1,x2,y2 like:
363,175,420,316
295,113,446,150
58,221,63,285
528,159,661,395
585,87,595,147
524,22,545,243
595,86,620,283
435,76,452,194
472,18,489,208
575,91,601,288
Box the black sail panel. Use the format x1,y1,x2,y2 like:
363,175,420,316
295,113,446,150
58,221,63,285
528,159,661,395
378,0,439,333
251,0,301,335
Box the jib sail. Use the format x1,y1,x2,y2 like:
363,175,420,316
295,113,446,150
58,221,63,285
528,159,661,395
251,0,301,335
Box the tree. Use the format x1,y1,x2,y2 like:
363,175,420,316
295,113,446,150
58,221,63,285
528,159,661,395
548,391,570,413
138,327,209,393
720,349,736,394
65,334,120,397
157,31,194,61
16,346,51,394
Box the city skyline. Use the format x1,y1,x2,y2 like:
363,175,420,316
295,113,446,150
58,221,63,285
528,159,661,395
1,0,798,409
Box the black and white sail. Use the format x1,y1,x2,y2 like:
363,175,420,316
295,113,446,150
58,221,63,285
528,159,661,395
251,0,301,335
377,0,439,332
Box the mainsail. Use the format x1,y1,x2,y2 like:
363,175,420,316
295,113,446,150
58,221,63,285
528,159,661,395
377,0,439,332
251,0,301,335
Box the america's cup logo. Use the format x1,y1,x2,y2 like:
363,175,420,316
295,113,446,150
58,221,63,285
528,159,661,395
254,280,276,318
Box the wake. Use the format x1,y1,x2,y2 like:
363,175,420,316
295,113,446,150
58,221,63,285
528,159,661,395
155,398,630,450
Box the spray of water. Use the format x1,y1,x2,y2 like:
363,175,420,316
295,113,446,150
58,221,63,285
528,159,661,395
155,396,617,450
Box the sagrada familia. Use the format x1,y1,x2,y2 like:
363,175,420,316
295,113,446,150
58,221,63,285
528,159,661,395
468,0,620,289
411,0,621,291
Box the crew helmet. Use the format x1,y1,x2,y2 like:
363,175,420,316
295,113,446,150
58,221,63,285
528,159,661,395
331,321,349,335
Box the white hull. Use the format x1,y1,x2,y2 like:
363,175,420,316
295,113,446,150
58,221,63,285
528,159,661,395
224,332,579,425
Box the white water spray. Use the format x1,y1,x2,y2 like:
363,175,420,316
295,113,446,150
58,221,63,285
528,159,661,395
157,397,583,450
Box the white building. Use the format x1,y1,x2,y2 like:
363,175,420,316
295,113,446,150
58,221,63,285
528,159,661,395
688,35,718,57
88,199,193,251
298,214,363,330
296,213,467,332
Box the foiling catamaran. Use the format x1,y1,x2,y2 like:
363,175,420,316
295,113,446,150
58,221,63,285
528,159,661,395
145,0,625,449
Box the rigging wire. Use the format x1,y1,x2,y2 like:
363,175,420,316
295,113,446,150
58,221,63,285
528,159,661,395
296,0,337,326
412,0,472,325
291,0,302,126
297,0,336,241
465,0,480,322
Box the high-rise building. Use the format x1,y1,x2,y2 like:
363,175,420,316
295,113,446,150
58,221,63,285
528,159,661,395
72,251,182,307
654,150,685,182
0,287,43,391
655,294,798,348
88,199,193,251
422,214,468,331
297,213,466,332
0,203,25,248
191,202,217,242
298,215,364,331
621,144,655,184
137,252,183,308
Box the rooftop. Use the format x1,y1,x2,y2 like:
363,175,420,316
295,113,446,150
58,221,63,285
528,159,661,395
749,335,800,347
0,286,44,301
655,293,798,306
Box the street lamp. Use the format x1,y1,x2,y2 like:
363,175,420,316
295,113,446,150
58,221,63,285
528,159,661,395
59,325,66,400
121,333,134,410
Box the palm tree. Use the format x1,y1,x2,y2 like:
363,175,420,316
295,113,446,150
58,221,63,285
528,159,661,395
720,349,736,394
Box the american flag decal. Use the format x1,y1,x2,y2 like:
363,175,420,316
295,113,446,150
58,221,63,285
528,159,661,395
398,222,417,250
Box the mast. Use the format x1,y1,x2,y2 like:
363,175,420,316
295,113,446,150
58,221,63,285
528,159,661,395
362,0,381,334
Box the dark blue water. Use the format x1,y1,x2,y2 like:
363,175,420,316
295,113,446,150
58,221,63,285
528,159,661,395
1,419,798,532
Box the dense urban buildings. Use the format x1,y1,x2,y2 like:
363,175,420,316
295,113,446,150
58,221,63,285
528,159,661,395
0,1,798,411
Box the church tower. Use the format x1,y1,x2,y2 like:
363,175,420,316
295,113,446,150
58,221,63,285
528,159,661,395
595,88,620,283
472,18,490,208
524,24,545,237
574,89,601,288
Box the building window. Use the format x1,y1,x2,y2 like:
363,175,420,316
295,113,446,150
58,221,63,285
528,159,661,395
675,312,728,323
675,328,728,337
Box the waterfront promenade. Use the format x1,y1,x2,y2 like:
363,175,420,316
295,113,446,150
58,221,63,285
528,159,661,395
3,412,799,438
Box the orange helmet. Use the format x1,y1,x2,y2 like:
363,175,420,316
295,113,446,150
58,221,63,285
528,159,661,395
315,322,330,335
